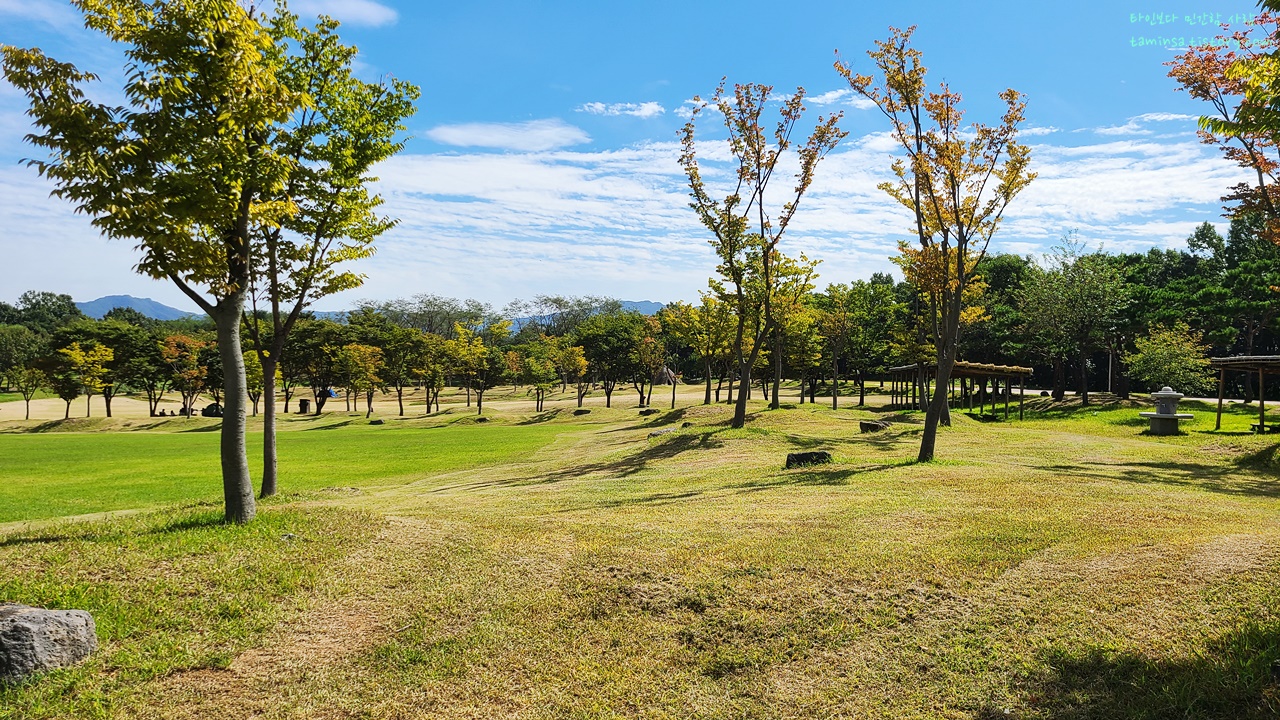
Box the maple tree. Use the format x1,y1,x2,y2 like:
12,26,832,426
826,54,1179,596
680,81,844,428
837,26,1034,461
1169,11,1280,240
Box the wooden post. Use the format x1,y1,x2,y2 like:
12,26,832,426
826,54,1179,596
1019,375,1025,420
1260,368,1266,434
1215,367,1225,431
1004,376,1010,419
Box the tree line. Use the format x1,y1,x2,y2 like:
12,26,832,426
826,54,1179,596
5,212,1272,431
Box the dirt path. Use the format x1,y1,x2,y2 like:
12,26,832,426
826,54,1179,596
148,515,453,719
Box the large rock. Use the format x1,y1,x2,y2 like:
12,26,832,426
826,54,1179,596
0,604,97,680
785,451,832,469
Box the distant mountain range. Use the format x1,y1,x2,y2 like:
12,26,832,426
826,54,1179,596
76,295,665,323
76,295,196,321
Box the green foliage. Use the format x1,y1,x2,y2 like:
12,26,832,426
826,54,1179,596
1124,323,1214,396
0,291,85,335
575,310,647,405
0,324,42,383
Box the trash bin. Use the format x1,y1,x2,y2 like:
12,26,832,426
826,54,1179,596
298,398,311,414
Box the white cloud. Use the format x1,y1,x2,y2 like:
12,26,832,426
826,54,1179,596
291,0,398,27
577,101,665,119
1095,112,1199,136
806,88,876,109
0,116,1250,308
424,119,590,152
0,0,79,29
1021,126,1060,136
1135,112,1198,123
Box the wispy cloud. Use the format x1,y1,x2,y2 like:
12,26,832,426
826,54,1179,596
291,0,398,27
577,101,665,119
0,0,79,29
0,120,1248,308
806,88,876,109
1021,126,1060,137
1095,112,1199,136
424,119,590,152
1135,112,1198,123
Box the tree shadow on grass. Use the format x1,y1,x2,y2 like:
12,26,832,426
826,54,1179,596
1037,459,1280,499
302,419,355,431
426,431,730,496
979,622,1280,719
604,407,695,433
517,409,565,425
0,508,224,548
730,460,919,493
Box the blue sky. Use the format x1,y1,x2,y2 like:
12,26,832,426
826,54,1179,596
0,0,1264,311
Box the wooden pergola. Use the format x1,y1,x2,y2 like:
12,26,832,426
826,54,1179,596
1209,355,1280,432
888,361,1034,420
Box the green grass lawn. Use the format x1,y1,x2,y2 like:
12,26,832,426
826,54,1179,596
2,395,1279,719
0,413,583,524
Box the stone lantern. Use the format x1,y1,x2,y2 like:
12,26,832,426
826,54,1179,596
1138,386,1194,435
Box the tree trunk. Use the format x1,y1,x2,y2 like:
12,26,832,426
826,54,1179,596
260,357,279,499
396,386,405,416
831,361,838,410
858,370,866,407
64,400,70,419
477,390,484,415
919,354,955,463
25,399,31,420
1052,357,1065,402
366,390,374,418
671,375,677,409
213,298,255,524
466,384,471,407
732,326,767,429
770,327,782,410
704,359,713,405
715,373,723,403
104,388,114,418
85,392,91,418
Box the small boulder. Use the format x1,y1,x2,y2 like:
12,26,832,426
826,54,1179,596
0,604,97,681
786,451,832,469
681,422,693,428
860,420,890,433
648,427,678,438
573,409,591,416
475,416,490,423
639,408,660,416
369,419,384,425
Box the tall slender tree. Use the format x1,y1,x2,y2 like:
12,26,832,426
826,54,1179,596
680,81,844,428
838,26,1034,461
247,12,418,498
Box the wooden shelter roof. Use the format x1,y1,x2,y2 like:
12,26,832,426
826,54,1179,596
1209,356,1280,373
888,361,1033,378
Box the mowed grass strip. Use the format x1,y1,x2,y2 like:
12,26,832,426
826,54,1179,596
0,505,381,720
0,417,581,523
